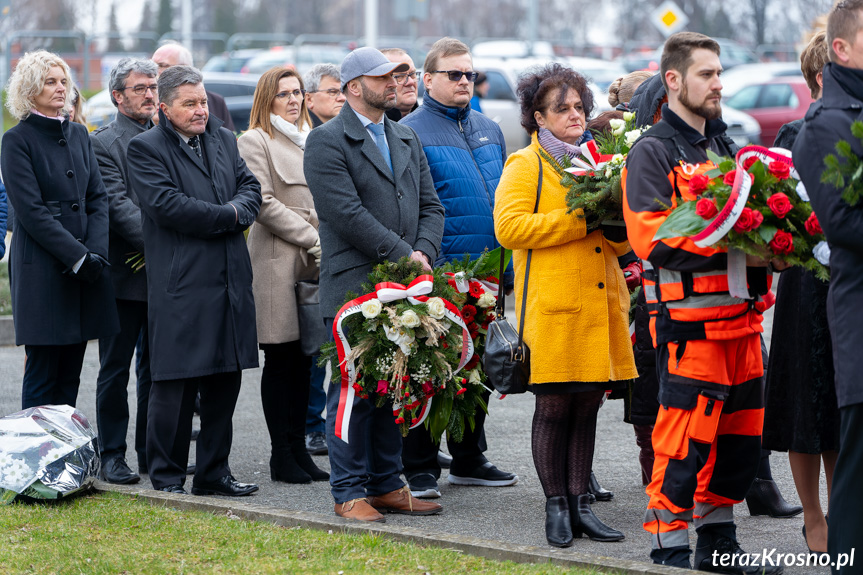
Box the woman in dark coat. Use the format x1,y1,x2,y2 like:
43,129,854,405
1,50,118,409
763,31,839,555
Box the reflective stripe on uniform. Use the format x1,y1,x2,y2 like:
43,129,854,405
651,529,691,549
693,502,734,527
644,507,694,525
665,294,750,309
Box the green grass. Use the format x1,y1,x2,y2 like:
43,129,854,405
0,492,604,575
0,260,10,316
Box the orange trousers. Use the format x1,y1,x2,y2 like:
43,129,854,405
644,334,764,549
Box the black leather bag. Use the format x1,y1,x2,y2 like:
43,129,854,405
295,280,329,356
483,154,542,395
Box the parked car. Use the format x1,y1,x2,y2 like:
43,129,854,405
722,106,763,148
724,77,813,146
720,62,803,99
241,44,349,76
202,49,262,73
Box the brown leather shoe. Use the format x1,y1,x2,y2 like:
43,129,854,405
334,498,386,522
368,486,443,516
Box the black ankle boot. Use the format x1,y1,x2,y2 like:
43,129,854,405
568,494,624,542
694,522,784,574
545,496,574,548
745,478,802,518
270,448,312,484
589,471,614,501
291,441,329,481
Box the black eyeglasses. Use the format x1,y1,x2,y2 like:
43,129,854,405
275,89,306,100
307,88,342,97
393,71,419,85
120,84,158,96
430,70,479,82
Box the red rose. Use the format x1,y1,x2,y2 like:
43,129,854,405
743,156,758,170
769,229,794,255
689,173,710,194
723,171,736,186
804,212,822,235
465,353,480,371
768,161,791,180
732,207,764,233
422,381,433,395
376,380,389,394
766,192,793,219
695,198,718,219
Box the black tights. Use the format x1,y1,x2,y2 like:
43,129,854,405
260,341,311,451
531,389,605,498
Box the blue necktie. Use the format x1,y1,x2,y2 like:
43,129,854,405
367,122,393,174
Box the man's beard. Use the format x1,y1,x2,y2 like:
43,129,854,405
359,79,396,111
680,80,722,121
121,101,156,123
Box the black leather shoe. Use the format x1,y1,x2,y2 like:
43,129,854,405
191,475,259,497
568,493,624,542
159,485,187,495
745,478,802,518
545,496,574,548
589,471,614,501
101,457,141,485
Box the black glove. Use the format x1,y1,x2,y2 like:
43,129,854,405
74,252,109,284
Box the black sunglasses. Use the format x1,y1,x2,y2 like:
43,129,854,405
430,70,479,82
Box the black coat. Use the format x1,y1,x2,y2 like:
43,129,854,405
793,63,863,409
0,114,118,346
126,110,262,381
91,112,152,301
303,102,444,318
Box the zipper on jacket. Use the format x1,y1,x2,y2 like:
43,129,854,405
458,118,493,207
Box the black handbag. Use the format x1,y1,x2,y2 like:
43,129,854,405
483,154,542,395
295,280,329,356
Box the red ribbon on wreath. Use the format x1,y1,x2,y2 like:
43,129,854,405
331,275,474,443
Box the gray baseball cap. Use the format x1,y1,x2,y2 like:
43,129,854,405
340,47,410,89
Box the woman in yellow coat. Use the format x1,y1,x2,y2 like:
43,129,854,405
494,63,636,548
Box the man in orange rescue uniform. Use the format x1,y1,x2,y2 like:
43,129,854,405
622,32,783,573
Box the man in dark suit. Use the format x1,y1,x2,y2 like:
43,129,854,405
304,47,445,522
91,57,159,485
126,65,262,496
793,2,863,570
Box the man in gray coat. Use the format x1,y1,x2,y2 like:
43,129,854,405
127,66,261,497
91,57,158,486
304,47,445,522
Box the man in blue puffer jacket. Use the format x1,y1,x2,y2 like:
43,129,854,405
400,37,517,499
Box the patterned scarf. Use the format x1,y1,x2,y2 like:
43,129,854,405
537,128,581,165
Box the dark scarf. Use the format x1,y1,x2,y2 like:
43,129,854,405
831,62,863,101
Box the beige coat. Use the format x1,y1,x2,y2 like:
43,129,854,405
238,127,319,344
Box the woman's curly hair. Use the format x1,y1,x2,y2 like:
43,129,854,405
5,50,73,121
516,62,594,135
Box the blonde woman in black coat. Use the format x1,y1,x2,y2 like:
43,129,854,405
1,50,118,409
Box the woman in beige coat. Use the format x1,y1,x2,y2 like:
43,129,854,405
238,67,327,484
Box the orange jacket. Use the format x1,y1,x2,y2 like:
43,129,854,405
622,110,769,345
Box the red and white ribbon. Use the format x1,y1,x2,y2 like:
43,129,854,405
444,272,499,296
332,275,475,443
564,140,615,177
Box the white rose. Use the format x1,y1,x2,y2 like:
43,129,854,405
468,368,482,384
611,153,625,165
361,298,382,319
609,118,626,135
476,292,496,308
796,181,810,202
624,129,641,147
400,309,421,328
426,297,447,319
604,167,613,178
622,111,635,122
813,241,831,266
